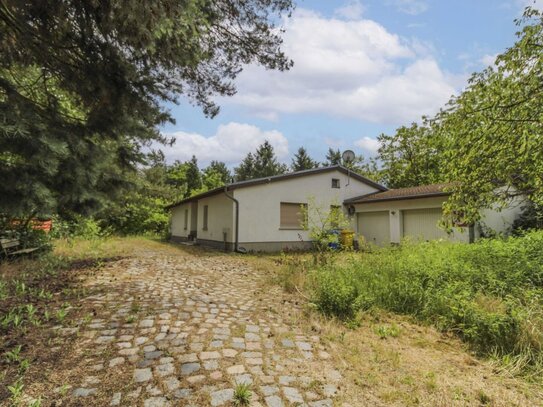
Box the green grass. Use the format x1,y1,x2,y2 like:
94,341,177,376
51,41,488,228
307,231,543,377
233,383,252,406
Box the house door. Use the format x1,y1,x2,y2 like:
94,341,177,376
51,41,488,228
190,202,198,238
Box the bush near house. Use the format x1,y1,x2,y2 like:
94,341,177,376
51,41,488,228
309,231,543,376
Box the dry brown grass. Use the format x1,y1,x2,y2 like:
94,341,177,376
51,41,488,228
306,312,543,406
254,252,543,407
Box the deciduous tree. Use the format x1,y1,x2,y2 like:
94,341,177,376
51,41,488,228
437,7,543,224
377,122,445,188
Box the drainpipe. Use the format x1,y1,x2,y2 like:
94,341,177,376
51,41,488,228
224,186,243,253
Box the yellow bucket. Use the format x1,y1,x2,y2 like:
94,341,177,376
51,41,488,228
340,229,355,249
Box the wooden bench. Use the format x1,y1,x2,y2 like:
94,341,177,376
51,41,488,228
0,238,40,257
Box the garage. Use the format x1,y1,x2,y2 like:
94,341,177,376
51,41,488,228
402,208,448,241
357,211,390,245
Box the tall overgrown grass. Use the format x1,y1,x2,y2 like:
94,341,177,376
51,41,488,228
309,231,543,377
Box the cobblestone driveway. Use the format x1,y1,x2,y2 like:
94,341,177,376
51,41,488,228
66,245,341,406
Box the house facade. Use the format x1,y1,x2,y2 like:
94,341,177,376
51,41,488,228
168,167,523,252
345,184,523,245
168,166,385,251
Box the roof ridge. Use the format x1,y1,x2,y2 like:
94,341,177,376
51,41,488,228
166,165,386,209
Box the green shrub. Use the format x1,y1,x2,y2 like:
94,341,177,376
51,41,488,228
314,270,359,318
310,231,543,375
50,214,103,240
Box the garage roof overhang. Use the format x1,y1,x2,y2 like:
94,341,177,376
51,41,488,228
344,183,454,205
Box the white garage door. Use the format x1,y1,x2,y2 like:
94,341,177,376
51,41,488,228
357,211,390,246
402,208,448,241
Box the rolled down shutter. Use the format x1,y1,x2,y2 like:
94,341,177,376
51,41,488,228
280,203,306,228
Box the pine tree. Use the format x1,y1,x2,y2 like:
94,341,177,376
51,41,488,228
291,147,319,171
184,156,202,198
234,153,256,181
324,148,342,166
235,141,287,181
0,0,293,217
253,141,288,178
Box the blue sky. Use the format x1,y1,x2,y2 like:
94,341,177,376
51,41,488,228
160,0,538,167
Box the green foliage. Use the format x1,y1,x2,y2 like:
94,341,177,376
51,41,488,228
301,198,350,263
375,324,401,339
203,161,231,189
54,215,103,240
99,193,169,236
184,156,202,198
313,270,359,318
323,148,379,180
311,231,543,375
324,148,342,166
7,378,24,405
93,151,184,236
512,202,543,234
291,147,319,171
0,0,293,217
438,7,543,225
233,383,252,406
234,141,287,181
374,8,543,226
377,122,445,188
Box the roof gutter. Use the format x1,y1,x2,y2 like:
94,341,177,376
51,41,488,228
223,186,244,253
347,191,451,204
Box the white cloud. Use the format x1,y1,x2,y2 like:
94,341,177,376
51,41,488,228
480,53,498,67
162,122,288,165
387,0,429,15
355,136,381,155
335,1,365,20
225,8,456,125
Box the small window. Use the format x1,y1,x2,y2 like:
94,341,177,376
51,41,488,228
280,202,307,229
183,209,188,230
203,205,208,230
332,178,340,188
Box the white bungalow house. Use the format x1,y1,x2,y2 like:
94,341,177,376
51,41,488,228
167,166,522,252
167,166,385,251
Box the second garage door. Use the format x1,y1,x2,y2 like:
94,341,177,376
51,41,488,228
402,208,448,241
357,211,390,246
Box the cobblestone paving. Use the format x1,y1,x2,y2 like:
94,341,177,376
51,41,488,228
66,247,342,406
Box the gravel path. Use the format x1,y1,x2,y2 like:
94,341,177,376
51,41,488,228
63,245,341,406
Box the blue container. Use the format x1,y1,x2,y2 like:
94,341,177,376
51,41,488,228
327,229,341,250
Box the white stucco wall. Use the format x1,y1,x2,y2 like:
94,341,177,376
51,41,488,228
477,197,525,237
234,170,380,244
196,194,235,243
170,203,191,238
353,196,470,244
353,195,526,244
